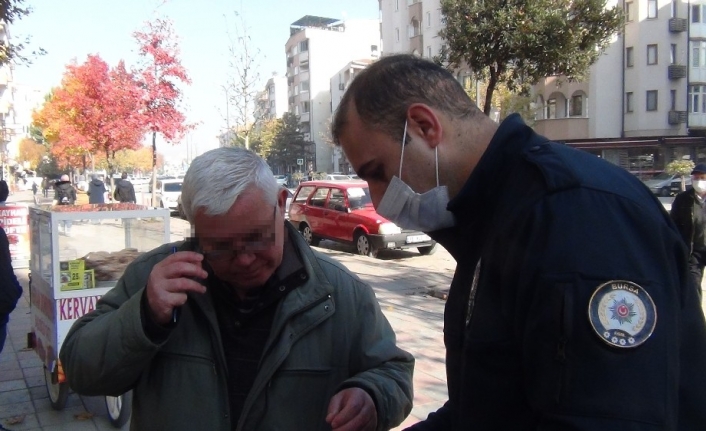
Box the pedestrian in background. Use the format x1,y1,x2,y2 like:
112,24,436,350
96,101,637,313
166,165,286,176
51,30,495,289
53,174,76,236
42,177,50,198
332,54,706,430
113,172,136,203
31,181,38,204
60,147,413,431
670,162,706,301
0,180,22,354
87,175,107,204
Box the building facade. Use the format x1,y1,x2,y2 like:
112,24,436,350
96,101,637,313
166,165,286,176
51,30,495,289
255,73,288,121
533,0,706,177
285,15,380,173
379,0,445,60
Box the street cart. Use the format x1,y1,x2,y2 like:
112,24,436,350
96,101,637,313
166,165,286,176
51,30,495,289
27,203,171,427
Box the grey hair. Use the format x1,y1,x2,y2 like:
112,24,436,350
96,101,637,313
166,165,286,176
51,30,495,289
181,147,278,223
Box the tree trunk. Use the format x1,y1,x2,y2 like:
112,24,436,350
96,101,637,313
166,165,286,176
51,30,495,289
151,131,158,207
483,67,498,116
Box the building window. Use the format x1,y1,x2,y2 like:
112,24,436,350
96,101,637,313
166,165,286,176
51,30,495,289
625,2,633,21
426,11,431,27
395,0,399,11
300,80,309,92
626,47,634,67
546,99,557,119
294,66,299,75
671,89,677,110
647,0,657,18
302,101,310,113
690,85,706,113
671,44,677,65
647,44,658,65
395,28,400,42
427,46,432,58
646,90,658,111
570,95,583,116
299,40,309,52
693,4,701,23
692,41,706,67
672,0,677,18
626,92,634,113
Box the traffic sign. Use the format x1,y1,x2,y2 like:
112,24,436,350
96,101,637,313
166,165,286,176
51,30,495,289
297,158,304,165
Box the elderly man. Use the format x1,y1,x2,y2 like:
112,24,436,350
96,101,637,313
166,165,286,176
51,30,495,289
60,147,414,431
332,54,706,430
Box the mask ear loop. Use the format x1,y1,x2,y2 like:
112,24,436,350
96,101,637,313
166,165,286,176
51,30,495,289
399,120,408,178
435,147,440,187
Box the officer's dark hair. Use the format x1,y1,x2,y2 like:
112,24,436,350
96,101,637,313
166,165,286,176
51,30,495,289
332,54,480,145
121,172,128,180
0,180,7,202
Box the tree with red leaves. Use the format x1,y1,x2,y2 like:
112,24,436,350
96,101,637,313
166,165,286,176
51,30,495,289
32,55,146,181
133,18,191,206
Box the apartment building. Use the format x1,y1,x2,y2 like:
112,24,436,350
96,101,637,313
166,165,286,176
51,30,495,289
330,59,374,174
533,0,706,175
379,0,445,60
285,15,380,173
254,73,288,122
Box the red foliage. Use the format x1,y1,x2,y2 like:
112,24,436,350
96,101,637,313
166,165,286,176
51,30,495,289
33,54,146,170
134,18,191,143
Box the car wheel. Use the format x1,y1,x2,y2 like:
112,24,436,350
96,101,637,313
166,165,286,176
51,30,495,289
355,231,379,258
45,366,69,410
105,391,132,428
418,244,438,255
177,203,185,219
660,186,671,197
301,224,320,246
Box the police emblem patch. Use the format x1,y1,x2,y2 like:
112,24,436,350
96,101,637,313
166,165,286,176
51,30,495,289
588,280,657,348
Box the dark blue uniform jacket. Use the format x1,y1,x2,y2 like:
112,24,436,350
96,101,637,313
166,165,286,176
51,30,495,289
408,114,706,430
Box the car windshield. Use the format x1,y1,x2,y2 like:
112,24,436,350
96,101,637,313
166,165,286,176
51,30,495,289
347,187,373,209
329,175,349,181
164,183,182,192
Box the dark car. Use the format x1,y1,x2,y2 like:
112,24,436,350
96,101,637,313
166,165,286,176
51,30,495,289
288,180,437,258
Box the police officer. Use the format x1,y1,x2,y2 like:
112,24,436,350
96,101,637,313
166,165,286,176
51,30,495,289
331,54,706,430
670,162,706,301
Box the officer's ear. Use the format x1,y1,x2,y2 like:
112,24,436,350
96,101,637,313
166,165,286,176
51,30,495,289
406,103,443,149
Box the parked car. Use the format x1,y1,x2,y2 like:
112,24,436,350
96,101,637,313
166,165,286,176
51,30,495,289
274,174,288,187
643,172,686,197
669,176,692,196
288,180,437,258
325,174,351,181
152,179,182,213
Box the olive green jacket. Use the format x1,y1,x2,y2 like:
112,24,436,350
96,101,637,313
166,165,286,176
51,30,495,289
60,224,414,431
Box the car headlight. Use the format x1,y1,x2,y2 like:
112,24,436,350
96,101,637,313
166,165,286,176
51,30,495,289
378,222,401,235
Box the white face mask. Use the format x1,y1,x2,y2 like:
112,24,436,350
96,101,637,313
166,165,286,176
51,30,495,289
376,120,456,232
693,179,706,194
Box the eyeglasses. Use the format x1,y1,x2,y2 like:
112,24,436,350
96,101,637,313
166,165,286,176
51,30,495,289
198,204,278,263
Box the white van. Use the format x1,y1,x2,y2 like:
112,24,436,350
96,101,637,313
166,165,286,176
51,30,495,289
154,179,183,212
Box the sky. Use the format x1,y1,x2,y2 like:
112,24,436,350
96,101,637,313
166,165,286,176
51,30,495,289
11,0,379,163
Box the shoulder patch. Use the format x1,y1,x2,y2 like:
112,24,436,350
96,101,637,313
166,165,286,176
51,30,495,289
588,280,657,348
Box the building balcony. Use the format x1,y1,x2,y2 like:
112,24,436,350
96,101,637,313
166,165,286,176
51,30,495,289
669,17,687,32
408,1,423,22
300,112,310,122
668,110,687,125
533,117,589,141
668,64,686,80
410,34,423,55
299,51,309,62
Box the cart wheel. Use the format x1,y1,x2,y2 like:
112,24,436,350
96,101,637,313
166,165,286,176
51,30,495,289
44,367,69,410
105,391,132,428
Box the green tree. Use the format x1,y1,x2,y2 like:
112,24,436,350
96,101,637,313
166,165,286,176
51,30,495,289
666,159,695,192
250,118,281,160
0,0,45,65
269,113,314,172
439,0,623,114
